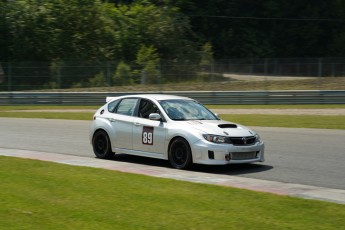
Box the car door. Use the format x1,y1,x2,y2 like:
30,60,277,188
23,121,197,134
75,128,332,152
107,98,138,150
132,99,167,155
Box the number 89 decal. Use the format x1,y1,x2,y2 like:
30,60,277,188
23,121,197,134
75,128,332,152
142,126,154,145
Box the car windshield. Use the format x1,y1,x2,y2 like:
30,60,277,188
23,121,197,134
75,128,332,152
159,99,219,121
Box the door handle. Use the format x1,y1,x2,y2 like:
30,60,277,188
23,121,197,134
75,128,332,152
134,123,141,126
108,118,116,122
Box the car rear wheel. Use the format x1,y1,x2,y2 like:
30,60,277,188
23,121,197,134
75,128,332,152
92,130,114,159
169,137,192,169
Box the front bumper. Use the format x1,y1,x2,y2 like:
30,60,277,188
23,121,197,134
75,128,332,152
191,139,265,165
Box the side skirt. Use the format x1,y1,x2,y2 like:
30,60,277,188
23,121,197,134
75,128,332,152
112,147,167,160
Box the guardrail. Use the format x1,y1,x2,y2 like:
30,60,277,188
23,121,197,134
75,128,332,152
0,90,344,105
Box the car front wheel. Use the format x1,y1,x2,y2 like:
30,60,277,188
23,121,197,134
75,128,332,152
92,130,114,159
169,137,192,169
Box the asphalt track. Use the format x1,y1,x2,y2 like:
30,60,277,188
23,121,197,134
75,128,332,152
0,118,345,203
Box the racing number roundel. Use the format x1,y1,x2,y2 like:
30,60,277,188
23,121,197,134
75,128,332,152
142,126,154,145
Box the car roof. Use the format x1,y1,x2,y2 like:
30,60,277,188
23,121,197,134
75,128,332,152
106,94,193,103
139,94,192,101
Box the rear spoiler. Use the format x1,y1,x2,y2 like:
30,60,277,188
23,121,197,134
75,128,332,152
106,96,118,103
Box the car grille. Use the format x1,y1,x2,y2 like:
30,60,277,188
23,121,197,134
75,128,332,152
230,136,256,146
231,151,258,160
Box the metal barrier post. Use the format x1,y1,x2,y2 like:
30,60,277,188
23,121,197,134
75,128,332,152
7,62,12,91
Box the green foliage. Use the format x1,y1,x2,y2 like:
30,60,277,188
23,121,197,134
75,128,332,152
3,0,115,61
3,0,345,62
46,81,58,90
136,45,160,84
1,0,198,89
136,45,160,66
199,42,215,78
104,1,196,62
2,0,345,90
113,61,134,86
176,0,345,58
88,72,109,87
199,42,214,68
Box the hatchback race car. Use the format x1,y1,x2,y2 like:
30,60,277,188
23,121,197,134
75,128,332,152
90,94,264,169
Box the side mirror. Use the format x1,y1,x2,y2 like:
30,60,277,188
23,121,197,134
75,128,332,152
149,113,162,121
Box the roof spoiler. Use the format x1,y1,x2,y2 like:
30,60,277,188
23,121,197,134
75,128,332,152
106,96,118,103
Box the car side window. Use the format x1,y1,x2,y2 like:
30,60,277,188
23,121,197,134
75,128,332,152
116,98,138,116
138,99,160,119
108,99,120,113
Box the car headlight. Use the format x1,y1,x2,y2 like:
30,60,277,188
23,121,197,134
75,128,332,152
255,134,262,143
203,134,230,144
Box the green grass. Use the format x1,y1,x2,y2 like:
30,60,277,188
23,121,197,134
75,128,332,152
1,112,343,129
0,156,344,230
222,114,345,129
206,104,345,109
1,104,344,111
0,112,94,120
0,105,344,129
0,105,98,111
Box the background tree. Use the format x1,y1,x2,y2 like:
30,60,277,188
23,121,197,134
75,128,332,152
113,61,134,85
135,45,160,84
199,42,214,70
1,0,345,90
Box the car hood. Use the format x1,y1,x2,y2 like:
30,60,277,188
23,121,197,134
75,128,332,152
183,120,256,136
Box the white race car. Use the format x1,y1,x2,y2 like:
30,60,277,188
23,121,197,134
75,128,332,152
90,94,264,169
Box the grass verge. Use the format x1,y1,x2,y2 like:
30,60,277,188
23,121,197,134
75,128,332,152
0,156,344,230
0,112,94,120
0,104,345,111
221,114,345,129
0,105,344,129
0,112,344,129
206,104,345,109
0,105,98,111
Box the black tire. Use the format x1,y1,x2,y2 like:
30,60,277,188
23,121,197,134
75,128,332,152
168,137,192,169
92,130,114,159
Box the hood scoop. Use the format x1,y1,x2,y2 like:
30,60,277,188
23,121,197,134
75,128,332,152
218,124,237,129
